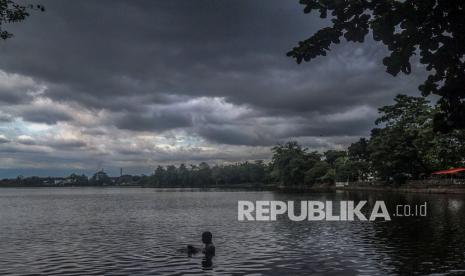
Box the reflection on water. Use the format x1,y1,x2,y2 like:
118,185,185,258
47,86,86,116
0,188,465,275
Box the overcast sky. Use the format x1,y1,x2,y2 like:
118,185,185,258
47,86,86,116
0,0,427,177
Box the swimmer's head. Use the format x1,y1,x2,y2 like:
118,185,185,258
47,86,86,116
202,231,212,244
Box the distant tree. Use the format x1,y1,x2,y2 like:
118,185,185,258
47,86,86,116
321,168,336,183
177,164,190,186
288,0,465,132
249,160,267,183
21,176,42,186
429,130,465,170
367,94,465,183
368,95,432,182
323,150,346,166
211,165,222,185
334,156,356,182
0,0,44,40
348,138,369,162
271,141,321,186
348,138,371,180
304,160,331,184
153,166,166,186
165,165,178,186
189,162,213,187
376,94,432,128
68,173,88,185
210,161,267,186
90,171,111,186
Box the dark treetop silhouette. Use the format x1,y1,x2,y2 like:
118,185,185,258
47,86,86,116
0,0,44,40
287,0,465,133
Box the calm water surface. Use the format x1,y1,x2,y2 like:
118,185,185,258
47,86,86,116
1,188,465,275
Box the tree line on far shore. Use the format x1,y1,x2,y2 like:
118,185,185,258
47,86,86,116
2,94,465,188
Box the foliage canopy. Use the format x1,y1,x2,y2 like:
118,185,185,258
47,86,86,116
288,0,465,132
0,0,44,40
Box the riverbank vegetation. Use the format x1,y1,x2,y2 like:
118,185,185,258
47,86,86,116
271,94,465,186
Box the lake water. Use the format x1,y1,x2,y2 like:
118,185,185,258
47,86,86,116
1,188,465,275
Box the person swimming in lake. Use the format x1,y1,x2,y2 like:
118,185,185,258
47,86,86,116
186,231,215,261
200,231,215,269
201,231,215,259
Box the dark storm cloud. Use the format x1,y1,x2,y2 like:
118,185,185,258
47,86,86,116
0,0,429,175
114,111,192,131
198,125,276,146
20,108,73,124
45,140,87,150
196,105,376,146
280,112,377,138
0,1,423,118
0,88,33,104
0,142,47,154
0,1,325,106
0,1,316,107
113,145,270,164
0,141,104,171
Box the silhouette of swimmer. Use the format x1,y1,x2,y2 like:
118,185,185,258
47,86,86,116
184,231,215,268
201,231,215,269
201,231,215,258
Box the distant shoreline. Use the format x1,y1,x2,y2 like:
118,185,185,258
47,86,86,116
275,184,465,195
2,183,465,194
0,183,277,190
336,185,465,195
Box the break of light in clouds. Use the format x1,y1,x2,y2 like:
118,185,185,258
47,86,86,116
0,0,427,177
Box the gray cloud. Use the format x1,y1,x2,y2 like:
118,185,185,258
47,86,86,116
16,136,36,145
20,108,73,124
0,113,13,122
198,125,276,146
0,88,33,104
45,140,87,150
15,135,86,150
0,135,10,144
0,0,429,175
114,111,192,132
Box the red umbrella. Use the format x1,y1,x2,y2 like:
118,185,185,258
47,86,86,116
431,168,465,175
